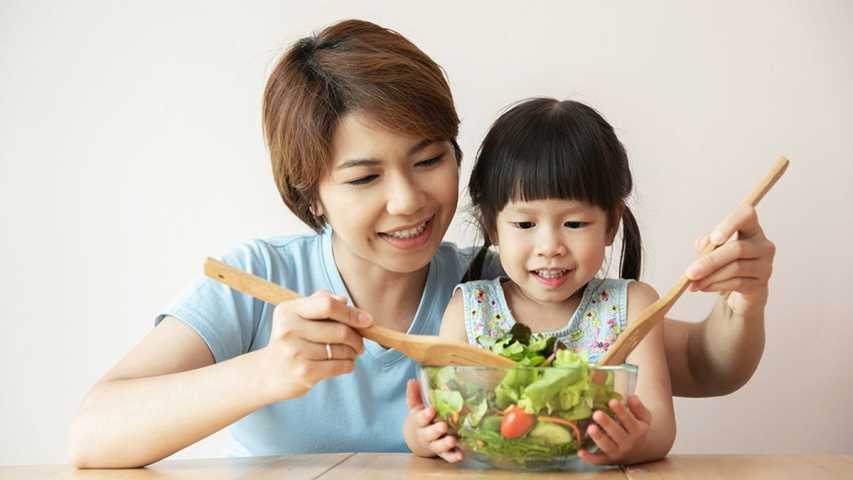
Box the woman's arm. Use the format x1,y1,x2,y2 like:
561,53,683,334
69,292,371,468
68,318,268,467
666,205,774,397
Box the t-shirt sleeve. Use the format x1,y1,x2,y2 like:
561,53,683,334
155,241,269,363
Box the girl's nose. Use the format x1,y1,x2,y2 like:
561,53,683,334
535,229,567,258
386,174,426,216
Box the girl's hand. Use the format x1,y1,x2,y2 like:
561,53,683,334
686,205,776,317
403,379,463,463
260,290,372,401
578,395,652,465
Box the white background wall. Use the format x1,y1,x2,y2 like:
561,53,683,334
2,0,851,466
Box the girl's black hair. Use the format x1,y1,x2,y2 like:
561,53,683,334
464,97,642,281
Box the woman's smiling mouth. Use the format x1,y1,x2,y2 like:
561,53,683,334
378,216,434,249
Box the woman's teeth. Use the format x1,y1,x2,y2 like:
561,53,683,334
384,221,428,239
535,269,567,279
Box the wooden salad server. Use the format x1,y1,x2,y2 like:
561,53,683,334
597,156,789,366
203,257,516,368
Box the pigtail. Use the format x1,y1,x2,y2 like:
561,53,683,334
462,240,492,283
619,206,642,280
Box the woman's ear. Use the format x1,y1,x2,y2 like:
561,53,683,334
606,205,625,246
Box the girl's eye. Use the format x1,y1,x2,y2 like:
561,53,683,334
416,154,443,167
347,175,379,186
512,221,535,229
564,221,587,229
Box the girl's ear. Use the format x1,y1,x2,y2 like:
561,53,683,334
606,205,625,246
310,200,325,217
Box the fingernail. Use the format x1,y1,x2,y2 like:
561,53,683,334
686,264,701,279
358,312,372,325
710,230,725,245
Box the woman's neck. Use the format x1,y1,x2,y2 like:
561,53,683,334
331,235,430,333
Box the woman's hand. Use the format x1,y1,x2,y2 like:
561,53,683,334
260,290,372,402
403,379,463,462
578,396,653,465
686,205,776,317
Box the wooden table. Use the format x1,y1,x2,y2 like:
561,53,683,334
1,453,851,479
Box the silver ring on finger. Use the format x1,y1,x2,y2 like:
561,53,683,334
325,343,333,361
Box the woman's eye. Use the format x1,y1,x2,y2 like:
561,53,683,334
564,221,586,229
513,221,535,229
416,154,443,167
347,175,378,186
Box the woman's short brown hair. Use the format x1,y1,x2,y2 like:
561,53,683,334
263,19,461,232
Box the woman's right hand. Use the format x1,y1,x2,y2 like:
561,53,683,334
260,290,373,401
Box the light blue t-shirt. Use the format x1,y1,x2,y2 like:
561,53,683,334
156,228,499,456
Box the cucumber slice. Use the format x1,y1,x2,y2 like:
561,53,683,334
528,422,572,444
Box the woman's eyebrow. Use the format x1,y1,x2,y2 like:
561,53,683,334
335,139,435,170
408,139,434,155
336,158,381,170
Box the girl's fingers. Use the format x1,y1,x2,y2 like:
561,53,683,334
438,448,464,463
417,407,437,428
406,379,424,411
592,410,629,447
419,421,448,442
428,434,457,455
626,395,653,424
586,423,619,458
577,448,610,465
608,400,640,434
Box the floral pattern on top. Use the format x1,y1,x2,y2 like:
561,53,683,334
456,277,632,363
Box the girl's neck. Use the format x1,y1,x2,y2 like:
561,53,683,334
502,280,586,333
331,235,430,333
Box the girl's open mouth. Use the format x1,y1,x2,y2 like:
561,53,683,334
531,268,569,287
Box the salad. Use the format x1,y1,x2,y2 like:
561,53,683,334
422,324,624,468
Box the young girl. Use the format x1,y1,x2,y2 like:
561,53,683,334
405,98,675,465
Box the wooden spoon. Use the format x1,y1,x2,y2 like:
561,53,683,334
597,156,789,366
203,257,516,368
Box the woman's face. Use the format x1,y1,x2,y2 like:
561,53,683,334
316,111,459,275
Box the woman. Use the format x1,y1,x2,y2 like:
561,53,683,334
68,19,774,468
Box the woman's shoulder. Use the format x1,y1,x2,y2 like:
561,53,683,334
220,231,326,281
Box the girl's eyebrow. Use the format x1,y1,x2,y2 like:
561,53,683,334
335,139,435,170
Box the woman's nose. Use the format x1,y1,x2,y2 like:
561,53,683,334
385,174,426,216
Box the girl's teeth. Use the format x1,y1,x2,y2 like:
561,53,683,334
386,221,427,239
536,269,566,279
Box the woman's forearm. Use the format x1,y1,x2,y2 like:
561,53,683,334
688,294,766,395
68,349,271,468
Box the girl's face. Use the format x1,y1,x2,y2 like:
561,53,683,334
316,111,459,276
493,198,616,305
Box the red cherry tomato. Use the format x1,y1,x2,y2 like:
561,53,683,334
500,406,536,439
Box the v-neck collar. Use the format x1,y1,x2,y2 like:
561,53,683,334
320,227,440,367
494,277,602,338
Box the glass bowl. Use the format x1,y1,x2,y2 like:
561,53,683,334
419,363,637,471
